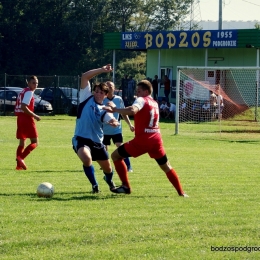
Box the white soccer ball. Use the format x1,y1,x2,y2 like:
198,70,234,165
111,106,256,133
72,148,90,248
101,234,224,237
37,182,55,198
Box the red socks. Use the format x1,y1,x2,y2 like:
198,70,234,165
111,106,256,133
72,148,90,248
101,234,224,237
22,143,37,159
17,143,37,160
114,159,131,188
16,145,24,166
166,169,184,196
16,145,24,159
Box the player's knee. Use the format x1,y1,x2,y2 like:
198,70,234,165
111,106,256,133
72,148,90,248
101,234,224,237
155,155,168,165
111,151,119,161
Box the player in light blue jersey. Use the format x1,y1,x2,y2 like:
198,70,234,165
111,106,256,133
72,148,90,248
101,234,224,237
72,65,120,193
103,81,134,172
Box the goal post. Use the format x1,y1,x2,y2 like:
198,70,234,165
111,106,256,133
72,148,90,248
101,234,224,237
175,66,260,134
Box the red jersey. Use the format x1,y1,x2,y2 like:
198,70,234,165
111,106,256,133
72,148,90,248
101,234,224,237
15,88,34,115
125,96,165,159
133,96,160,136
164,78,170,91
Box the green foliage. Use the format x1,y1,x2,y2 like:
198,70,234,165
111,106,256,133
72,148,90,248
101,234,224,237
150,0,192,30
116,52,147,82
255,22,260,29
1,116,260,259
0,0,191,77
106,0,143,32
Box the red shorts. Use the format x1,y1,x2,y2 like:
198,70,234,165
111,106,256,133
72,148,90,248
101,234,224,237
16,114,38,140
124,134,165,159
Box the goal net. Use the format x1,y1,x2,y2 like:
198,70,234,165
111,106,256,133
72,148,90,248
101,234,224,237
175,66,260,135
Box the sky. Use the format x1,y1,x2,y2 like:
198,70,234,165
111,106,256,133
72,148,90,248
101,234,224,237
199,0,260,21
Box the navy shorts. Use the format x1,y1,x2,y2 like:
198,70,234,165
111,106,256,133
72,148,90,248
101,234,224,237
72,136,109,161
103,133,123,146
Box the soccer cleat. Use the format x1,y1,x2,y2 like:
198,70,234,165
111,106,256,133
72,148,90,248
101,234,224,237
16,156,27,170
128,167,133,173
111,185,131,194
16,166,24,170
92,185,100,194
180,193,189,198
103,176,116,191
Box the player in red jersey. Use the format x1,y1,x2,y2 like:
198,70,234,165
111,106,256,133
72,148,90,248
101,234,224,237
103,80,188,197
14,75,41,170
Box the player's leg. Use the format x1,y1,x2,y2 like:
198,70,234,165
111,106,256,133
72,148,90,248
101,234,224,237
101,135,110,169
16,116,26,170
155,155,188,197
17,138,38,170
111,145,131,193
16,139,25,170
77,146,99,192
21,137,38,159
103,135,111,151
72,137,99,193
98,159,116,190
113,133,133,172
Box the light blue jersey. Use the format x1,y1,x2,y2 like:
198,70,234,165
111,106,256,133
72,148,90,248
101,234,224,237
103,95,125,135
73,85,114,143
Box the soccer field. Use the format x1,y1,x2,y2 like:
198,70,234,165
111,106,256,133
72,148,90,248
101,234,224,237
1,115,260,260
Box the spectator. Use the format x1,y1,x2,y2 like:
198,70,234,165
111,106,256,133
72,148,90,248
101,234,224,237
164,75,170,102
127,76,136,103
165,102,176,119
192,100,201,121
123,96,129,107
215,85,224,120
159,100,168,118
201,100,210,121
210,90,217,119
152,75,159,100
121,75,128,100
179,100,187,121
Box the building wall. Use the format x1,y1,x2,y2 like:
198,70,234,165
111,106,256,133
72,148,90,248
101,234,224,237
147,48,259,101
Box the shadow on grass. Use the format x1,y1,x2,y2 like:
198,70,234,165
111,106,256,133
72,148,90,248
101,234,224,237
32,170,82,173
0,192,164,201
198,135,260,144
42,117,76,121
219,129,260,134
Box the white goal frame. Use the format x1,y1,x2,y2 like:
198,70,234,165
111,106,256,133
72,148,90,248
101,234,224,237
175,66,260,134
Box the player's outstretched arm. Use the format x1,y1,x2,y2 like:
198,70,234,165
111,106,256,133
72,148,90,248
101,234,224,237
103,101,139,116
107,118,120,128
121,114,134,132
81,64,113,89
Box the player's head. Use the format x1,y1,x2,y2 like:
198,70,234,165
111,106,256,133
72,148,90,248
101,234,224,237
93,82,109,103
93,82,109,94
105,81,115,95
136,80,153,97
27,75,38,91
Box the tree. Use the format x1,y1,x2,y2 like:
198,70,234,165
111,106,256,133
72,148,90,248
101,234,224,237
150,0,192,31
106,0,142,32
255,23,260,29
0,0,192,77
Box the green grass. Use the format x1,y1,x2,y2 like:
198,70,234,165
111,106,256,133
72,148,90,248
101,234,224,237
1,115,260,260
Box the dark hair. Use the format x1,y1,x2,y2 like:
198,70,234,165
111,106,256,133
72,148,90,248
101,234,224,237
93,82,109,94
137,80,153,95
27,75,38,83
